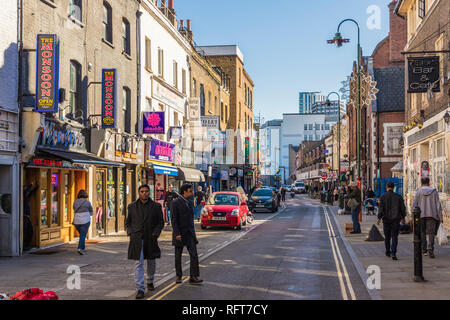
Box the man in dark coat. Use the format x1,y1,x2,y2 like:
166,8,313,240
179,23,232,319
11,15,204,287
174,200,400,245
171,184,203,284
163,184,179,226
125,185,164,299
377,182,406,260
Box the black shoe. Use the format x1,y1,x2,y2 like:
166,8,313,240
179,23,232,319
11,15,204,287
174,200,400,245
175,277,182,284
429,251,435,259
423,251,428,256
392,255,398,261
189,277,203,284
386,252,391,257
147,283,155,291
350,231,361,234
135,290,145,299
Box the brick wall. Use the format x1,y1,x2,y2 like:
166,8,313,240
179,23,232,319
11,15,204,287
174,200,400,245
0,0,18,111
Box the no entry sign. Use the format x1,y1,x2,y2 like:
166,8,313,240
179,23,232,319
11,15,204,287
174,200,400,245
35,34,59,112
101,69,117,128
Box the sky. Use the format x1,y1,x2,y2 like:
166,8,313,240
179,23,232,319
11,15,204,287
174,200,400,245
174,0,392,123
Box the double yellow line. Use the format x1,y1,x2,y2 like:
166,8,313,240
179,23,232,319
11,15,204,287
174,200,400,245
323,207,356,300
147,276,190,300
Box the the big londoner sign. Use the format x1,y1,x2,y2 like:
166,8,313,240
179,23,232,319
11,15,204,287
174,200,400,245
101,69,117,128
35,34,59,112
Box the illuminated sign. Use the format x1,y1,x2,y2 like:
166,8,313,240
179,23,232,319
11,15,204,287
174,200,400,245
101,69,117,128
35,34,59,112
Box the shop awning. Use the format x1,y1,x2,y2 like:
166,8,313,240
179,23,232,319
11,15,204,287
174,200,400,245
177,166,205,182
37,148,125,167
152,164,179,176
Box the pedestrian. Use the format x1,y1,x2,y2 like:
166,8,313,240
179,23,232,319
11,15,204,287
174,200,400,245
276,189,281,207
163,184,179,226
376,182,406,260
348,182,362,234
193,186,205,222
412,177,443,259
72,190,94,255
281,187,286,202
23,182,39,250
333,188,338,202
125,185,164,299
366,187,376,199
171,184,203,285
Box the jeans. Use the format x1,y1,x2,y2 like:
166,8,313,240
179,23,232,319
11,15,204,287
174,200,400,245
351,206,361,233
74,222,90,250
134,241,156,292
166,207,171,223
383,221,400,255
175,236,199,278
420,218,438,253
194,205,203,220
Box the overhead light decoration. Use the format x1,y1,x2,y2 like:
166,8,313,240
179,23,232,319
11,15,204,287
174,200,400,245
348,73,379,108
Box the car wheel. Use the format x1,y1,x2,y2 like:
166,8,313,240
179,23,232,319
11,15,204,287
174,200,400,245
236,220,242,230
201,225,206,230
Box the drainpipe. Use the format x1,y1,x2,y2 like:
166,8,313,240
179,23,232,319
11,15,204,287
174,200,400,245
136,8,142,136
17,0,24,255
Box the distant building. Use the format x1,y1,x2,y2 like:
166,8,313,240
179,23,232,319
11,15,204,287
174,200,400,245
311,100,346,117
299,92,325,114
259,119,282,186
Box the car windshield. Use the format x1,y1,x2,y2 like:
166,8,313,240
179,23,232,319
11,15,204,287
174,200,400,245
253,189,273,197
209,194,239,206
295,183,304,187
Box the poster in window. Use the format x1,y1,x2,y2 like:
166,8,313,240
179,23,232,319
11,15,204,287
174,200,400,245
35,34,59,112
384,125,403,155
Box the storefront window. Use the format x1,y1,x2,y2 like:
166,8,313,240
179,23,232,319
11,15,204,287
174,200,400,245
40,171,48,227
107,168,116,219
51,172,59,225
120,169,125,217
64,173,70,222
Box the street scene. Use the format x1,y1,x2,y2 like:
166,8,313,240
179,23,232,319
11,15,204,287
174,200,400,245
0,0,449,303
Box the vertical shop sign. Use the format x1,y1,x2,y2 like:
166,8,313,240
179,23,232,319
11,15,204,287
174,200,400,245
101,69,117,128
35,34,59,112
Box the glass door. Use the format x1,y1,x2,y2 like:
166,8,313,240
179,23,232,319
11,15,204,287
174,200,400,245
94,170,106,236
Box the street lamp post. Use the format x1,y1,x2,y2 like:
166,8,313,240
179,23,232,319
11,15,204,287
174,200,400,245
325,92,341,184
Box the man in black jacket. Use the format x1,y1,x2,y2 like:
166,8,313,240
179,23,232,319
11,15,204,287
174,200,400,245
171,184,203,284
377,182,406,260
163,184,179,226
125,185,164,299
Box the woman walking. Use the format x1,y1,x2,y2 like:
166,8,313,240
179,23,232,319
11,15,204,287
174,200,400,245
73,190,94,255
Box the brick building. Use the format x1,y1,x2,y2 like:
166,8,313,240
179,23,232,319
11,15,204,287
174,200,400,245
20,0,141,248
395,0,450,229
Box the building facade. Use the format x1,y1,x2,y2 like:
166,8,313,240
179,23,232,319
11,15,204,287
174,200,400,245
299,91,325,114
259,119,282,186
395,0,450,229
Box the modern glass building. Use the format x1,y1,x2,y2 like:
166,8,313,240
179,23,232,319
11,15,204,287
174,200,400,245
299,92,326,114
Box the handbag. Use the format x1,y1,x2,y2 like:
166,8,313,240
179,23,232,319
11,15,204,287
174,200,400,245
347,198,359,210
437,224,448,246
72,200,87,225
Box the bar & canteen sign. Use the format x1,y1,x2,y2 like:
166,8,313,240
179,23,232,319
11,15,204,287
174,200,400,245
35,34,59,112
101,69,117,128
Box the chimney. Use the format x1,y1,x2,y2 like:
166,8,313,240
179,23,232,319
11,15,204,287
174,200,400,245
166,0,177,27
388,0,406,64
161,0,166,7
187,19,191,31
168,0,173,9
179,19,184,30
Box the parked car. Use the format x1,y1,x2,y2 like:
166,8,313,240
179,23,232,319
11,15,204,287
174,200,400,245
248,188,279,213
201,192,249,230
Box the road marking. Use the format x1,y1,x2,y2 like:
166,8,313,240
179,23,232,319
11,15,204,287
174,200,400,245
147,277,188,300
323,207,348,300
323,206,356,300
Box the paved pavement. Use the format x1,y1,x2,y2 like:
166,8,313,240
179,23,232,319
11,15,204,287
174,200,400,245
146,196,371,300
0,208,284,300
327,200,450,300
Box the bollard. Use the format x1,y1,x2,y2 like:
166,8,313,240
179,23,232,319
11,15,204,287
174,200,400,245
412,206,425,282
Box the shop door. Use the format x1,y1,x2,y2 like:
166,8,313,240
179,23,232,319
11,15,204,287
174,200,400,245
117,169,126,232
93,170,106,237
126,169,133,214
105,168,117,234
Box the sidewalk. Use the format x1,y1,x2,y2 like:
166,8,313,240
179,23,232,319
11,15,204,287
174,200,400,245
325,202,450,300
0,212,277,300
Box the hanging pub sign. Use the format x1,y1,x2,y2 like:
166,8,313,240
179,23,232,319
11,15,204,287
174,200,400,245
143,112,165,134
101,69,117,128
168,126,182,140
35,34,59,112
407,57,440,93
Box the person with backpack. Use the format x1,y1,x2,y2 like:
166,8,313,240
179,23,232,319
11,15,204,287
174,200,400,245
376,182,406,260
347,182,361,234
72,190,94,255
412,177,443,259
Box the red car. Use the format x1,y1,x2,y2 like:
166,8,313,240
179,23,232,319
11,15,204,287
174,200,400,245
201,192,249,230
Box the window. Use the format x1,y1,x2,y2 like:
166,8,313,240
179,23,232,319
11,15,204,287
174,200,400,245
145,37,151,70
69,0,82,21
221,102,224,120
200,84,205,115
315,124,320,130
122,19,131,55
304,124,308,130
102,2,112,43
418,0,426,18
245,83,247,105
145,97,152,111
309,124,313,130
309,135,313,141
174,111,179,126
239,68,241,87
158,48,164,77
225,104,228,121
192,78,197,97
214,96,218,114
122,87,131,133
239,102,241,121
182,69,186,94
69,60,82,117
40,171,48,227
208,91,212,113
173,61,178,88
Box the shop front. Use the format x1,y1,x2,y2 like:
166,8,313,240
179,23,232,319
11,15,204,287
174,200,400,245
90,130,143,237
